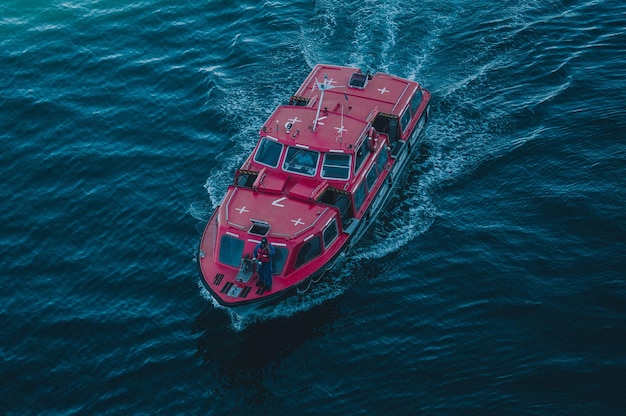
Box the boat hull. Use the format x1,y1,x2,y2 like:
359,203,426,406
197,64,431,313
198,244,338,314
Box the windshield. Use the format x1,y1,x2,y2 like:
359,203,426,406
254,137,283,167
282,146,319,176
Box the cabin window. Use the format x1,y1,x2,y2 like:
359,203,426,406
271,246,288,275
295,235,322,268
254,137,283,168
400,108,411,133
354,141,370,174
283,146,319,176
323,219,339,248
366,165,378,192
376,147,388,174
353,182,366,213
218,234,244,268
411,90,424,115
321,153,351,180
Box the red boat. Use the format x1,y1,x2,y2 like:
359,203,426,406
198,64,430,313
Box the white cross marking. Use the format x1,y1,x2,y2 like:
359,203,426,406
235,206,249,214
316,116,327,126
335,125,347,134
378,86,390,95
288,116,302,124
291,218,305,226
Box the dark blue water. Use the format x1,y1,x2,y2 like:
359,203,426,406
2,0,625,414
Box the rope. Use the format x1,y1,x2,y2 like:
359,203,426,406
296,279,312,295
296,270,326,295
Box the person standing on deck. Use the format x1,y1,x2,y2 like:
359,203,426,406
254,237,275,291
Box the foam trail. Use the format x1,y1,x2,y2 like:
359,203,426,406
198,0,543,324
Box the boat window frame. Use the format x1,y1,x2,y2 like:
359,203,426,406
400,89,423,135
411,89,424,115
295,235,323,268
400,107,411,134
353,140,371,174
353,181,367,213
365,165,378,193
322,218,339,249
271,246,288,275
376,146,388,175
254,137,284,168
218,234,245,268
321,152,351,180
282,146,320,177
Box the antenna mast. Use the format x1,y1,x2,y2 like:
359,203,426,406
312,74,343,132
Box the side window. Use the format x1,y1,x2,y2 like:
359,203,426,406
321,153,351,180
376,148,388,174
322,219,338,248
295,236,322,268
411,89,423,115
254,137,283,167
218,235,244,268
354,141,370,173
271,246,288,275
353,182,366,213
400,108,411,134
366,165,378,192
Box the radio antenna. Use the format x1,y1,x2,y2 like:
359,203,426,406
313,74,343,132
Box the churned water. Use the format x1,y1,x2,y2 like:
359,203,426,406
1,0,625,414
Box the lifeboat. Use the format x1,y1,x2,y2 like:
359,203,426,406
198,64,430,313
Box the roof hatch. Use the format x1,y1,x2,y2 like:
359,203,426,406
249,219,271,236
348,72,368,89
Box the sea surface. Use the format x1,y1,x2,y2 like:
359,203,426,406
1,0,625,414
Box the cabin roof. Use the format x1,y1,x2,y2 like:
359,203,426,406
260,64,420,153
261,106,368,153
221,186,334,241
295,64,418,117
